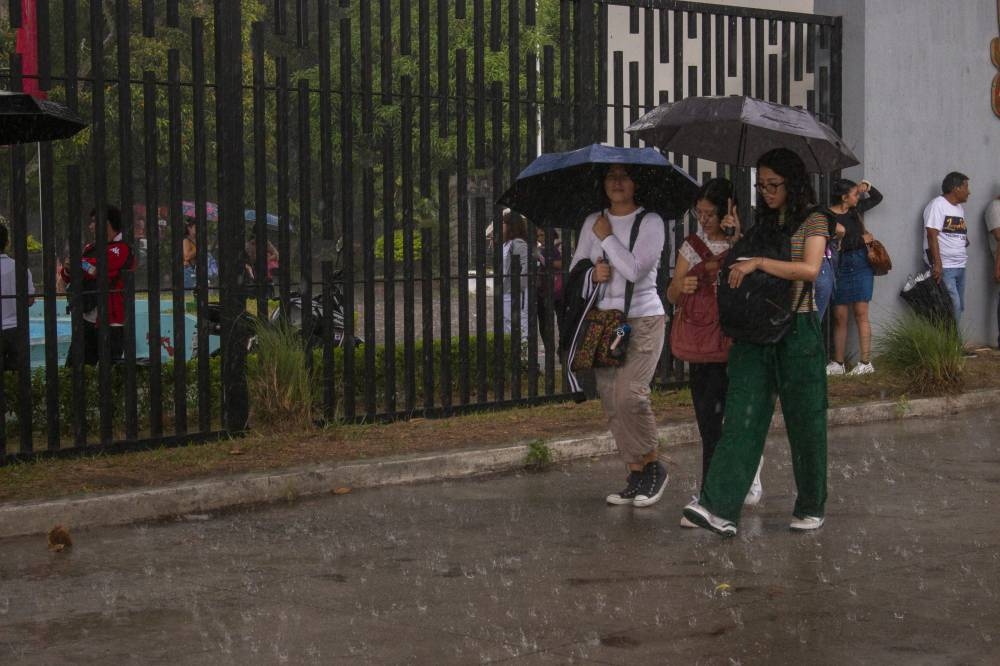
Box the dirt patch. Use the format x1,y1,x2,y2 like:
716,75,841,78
2,350,999,503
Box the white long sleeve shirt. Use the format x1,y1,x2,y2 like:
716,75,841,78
569,208,665,317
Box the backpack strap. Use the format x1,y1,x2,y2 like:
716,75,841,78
685,233,715,263
622,210,648,318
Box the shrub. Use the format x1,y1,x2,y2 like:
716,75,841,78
525,439,553,471
247,320,317,425
874,313,964,394
373,229,423,264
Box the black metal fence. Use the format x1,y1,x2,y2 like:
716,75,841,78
0,0,841,463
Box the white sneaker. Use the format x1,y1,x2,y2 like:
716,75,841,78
679,515,697,528
682,499,737,537
847,361,874,376
744,458,764,506
825,361,845,376
789,515,825,531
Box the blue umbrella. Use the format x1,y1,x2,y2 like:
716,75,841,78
244,209,284,229
496,143,698,229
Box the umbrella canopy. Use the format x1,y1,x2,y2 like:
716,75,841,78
182,200,220,222
496,143,699,228
0,90,87,145
626,95,859,173
244,209,291,231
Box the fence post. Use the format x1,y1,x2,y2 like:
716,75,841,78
214,1,248,431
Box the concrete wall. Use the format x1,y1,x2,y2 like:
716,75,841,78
819,0,1000,348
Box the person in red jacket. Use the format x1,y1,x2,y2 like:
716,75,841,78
61,206,135,366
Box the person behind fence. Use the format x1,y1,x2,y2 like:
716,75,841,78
987,194,1000,348
182,217,198,289
568,163,668,508
536,226,563,354
826,178,884,376
61,206,136,366
924,172,970,328
666,178,763,528
0,224,35,371
683,148,828,536
500,209,530,344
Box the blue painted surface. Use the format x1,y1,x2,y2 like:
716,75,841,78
26,299,219,367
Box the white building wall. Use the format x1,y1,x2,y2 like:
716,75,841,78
819,0,1000,348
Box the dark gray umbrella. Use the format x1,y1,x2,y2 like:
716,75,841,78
0,91,87,145
626,95,859,173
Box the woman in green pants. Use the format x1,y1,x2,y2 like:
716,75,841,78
683,148,829,536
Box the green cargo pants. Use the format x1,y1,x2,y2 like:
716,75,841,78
699,313,828,524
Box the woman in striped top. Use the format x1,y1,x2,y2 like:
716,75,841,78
683,148,829,537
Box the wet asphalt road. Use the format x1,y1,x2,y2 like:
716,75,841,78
1,407,999,665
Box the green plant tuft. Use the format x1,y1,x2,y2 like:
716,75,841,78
525,439,553,471
247,319,317,425
874,314,964,394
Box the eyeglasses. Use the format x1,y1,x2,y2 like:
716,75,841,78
690,207,718,220
755,180,786,194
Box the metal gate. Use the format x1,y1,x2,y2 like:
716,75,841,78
0,0,841,463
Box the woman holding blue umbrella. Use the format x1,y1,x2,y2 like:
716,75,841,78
569,163,669,508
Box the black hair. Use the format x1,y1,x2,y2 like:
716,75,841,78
941,172,969,195
0,225,8,252
694,178,733,218
830,178,858,206
756,148,815,233
89,206,123,232
595,163,644,209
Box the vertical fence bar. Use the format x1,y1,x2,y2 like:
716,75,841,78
275,59,291,323
379,0,396,414
741,16,751,97
491,81,505,402
455,48,470,406
437,0,449,135
421,221,434,412
336,12,353,420
643,8,654,115
715,12,725,94
215,0,248,432
66,165,85,446
401,76,417,413
10,134,31,452
168,50,188,435
612,51,623,146
192,18,210,433
754,18,765,100
89,0,112,443
252,22,269,322
628,61,639,146
794,22,804,82
542,45,557,394
701,12,711,97
115,0,138,442
360,1,378,417
559,0,571,141
297,79,314,379
525,49,540,398
437,169,452,411
781,20,791,105
143,72,162,439
297,0,309,47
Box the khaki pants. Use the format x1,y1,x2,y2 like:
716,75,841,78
595,314,665,465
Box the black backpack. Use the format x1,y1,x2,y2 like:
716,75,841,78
717,218,810,345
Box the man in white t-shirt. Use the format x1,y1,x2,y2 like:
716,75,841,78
923,171,971,323
0,224,36,370
986,195,1000,347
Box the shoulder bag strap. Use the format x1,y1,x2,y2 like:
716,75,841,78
685,233,714,263
623,210,648,318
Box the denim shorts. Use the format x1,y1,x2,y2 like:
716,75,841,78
832,248,873,305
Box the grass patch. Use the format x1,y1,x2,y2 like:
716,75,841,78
525,439,554,471
247,320,318,425
875,313,964,394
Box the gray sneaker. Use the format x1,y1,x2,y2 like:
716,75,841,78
682,499,737,537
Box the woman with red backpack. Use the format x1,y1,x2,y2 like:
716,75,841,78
667,179,762,528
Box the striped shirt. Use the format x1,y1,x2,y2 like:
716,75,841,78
789,211,829,312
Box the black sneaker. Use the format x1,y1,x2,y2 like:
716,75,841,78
634,461,668,507
606,471,643,505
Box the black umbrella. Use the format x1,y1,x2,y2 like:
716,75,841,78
900,270,956,326
496,143,699,229
626,95,859,173
0,90,87,145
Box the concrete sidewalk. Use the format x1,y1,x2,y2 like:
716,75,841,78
1,405,998,664
1,389,998,540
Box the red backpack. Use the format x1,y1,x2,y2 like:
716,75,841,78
669,234,732,364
